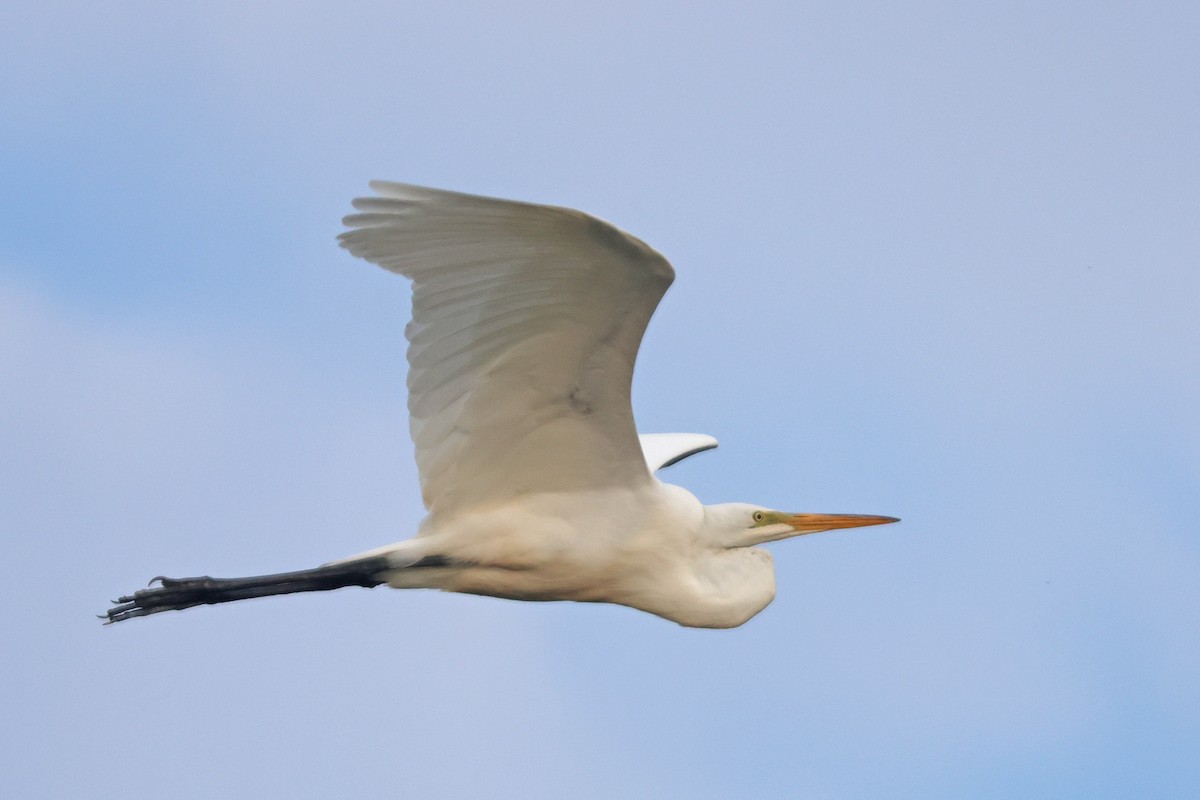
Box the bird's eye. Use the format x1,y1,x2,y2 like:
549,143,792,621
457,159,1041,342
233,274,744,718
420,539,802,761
752,511,765,523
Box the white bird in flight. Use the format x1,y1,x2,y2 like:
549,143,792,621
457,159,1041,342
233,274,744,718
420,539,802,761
105,182,897,629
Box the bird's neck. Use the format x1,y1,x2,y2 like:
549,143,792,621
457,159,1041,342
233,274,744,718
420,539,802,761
624,547,776,629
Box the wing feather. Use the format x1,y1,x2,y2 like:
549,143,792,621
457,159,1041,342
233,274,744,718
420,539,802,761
339,182,674,518
639,433,719,472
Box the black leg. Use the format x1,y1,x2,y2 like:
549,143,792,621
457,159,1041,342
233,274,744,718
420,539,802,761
103,556,393,624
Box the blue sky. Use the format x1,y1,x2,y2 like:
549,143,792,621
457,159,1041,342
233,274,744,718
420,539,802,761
2,2,1197,797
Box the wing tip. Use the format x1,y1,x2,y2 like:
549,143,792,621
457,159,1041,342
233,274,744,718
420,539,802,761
641,433,719,472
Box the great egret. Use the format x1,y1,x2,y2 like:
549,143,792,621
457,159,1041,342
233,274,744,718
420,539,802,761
104,182,897,629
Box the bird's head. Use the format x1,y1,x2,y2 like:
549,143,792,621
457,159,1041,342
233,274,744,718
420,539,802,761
703,502,899,549
663,502,899,628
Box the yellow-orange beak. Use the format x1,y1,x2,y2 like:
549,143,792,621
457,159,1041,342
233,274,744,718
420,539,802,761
785,512,900,535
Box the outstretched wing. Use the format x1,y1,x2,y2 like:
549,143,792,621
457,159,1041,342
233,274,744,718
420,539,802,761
339,182,674,519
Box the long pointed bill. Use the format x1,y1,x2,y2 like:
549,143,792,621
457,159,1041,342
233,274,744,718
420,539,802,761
747,511,899,545
786,513,900,535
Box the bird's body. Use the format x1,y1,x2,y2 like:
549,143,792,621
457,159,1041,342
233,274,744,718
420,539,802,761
360,476,773,629
105,183,897,629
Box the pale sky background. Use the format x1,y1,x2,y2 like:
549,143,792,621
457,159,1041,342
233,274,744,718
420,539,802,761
2,2,1198,798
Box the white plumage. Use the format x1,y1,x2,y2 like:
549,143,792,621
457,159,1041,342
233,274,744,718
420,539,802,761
340,182,672,517
105,182,896,629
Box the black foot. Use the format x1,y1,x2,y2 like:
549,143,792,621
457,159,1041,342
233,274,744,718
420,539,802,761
104,575,248,623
